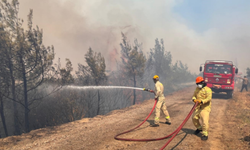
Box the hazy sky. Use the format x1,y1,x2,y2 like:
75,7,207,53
18,0,250,74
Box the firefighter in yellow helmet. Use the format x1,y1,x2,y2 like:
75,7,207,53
150,75,171,127
192,76,212,141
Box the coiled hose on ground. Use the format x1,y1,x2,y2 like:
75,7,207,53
114,100,198,149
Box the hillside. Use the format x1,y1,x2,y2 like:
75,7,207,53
0,86,249,150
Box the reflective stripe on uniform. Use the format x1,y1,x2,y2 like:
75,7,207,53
165,116,170,119
202,131,208,136
155,117,159,120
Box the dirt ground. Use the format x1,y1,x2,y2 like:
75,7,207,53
0,86,250,150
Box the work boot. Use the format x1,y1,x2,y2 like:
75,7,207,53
165,120,171,125
150,124,159,127
194,129,202,135
201,135,208,141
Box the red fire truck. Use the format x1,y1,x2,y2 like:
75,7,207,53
199,60,238,98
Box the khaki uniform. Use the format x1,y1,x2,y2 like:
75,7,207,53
241,77,248,92
243,78,249,85
154,81,171,124
192,86,212,136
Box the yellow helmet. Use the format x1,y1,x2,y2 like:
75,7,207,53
153,75,159,79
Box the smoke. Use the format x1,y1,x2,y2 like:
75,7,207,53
17,0,250,74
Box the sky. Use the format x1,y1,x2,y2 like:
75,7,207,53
17,0,250,74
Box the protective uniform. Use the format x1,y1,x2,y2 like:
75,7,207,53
192,82,212,137
154,80,171,125
240,77,248,92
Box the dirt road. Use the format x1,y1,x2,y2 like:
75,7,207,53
0,86,249,150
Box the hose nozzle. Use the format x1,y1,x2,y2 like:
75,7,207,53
143,88,150,91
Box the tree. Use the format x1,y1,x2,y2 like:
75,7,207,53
145,38,195,93
144,38,174,94
85,48,107,85
75,63,93,85
0,39,9,137
0,78,9,137
247,68,250,77
146,38,172,80
120,33,146,105
172,61,191,83
60,58,74,84
0,1,20,134
76,48,107,115
85,48,107,115
0,0,57,133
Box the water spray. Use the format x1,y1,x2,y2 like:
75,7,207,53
65,85,153,92
66,84,195,149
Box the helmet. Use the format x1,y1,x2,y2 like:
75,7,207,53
153,75,159,79
196,76,204,83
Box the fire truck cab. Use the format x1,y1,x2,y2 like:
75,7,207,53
199,60,238,98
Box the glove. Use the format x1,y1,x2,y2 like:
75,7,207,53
193,99,202,103
154,98,158,101
149,90,154,93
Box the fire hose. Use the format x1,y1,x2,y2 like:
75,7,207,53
160,102,198,150
114,88,199,149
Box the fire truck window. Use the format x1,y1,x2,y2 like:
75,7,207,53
205,64,232,74
220,67,225,74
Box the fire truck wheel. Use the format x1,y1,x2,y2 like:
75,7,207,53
227,91,233,99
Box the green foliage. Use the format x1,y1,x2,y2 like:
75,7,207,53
172,61,195,83
144,38,172,92
0,0,197,136
60,58,74,84
85,48,107,85
0,0,55,87
75,48,107,115
75,63,93,85
147,38,172,78
119,33,146,105
144,38,195,94
120,33,146,80
0,0,57,133
76,48,107,86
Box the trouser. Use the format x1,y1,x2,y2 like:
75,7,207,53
154,99,171,124
192,108,210,136
241,84,248,92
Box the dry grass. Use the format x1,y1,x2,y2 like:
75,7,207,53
225,89,250,148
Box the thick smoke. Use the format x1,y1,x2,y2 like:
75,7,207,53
18,0,250,74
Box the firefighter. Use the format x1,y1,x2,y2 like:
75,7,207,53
150,75,171,127
192,76,212,141
240,76,249,92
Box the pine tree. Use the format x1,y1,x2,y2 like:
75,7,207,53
120,33,146,105
147,38,172,80
76,48,107,115
60,58,74,84
0,0,56,133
